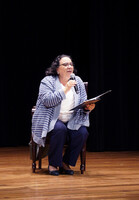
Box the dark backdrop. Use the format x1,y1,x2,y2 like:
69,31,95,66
1,0,139,151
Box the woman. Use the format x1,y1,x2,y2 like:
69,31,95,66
32,54,95,176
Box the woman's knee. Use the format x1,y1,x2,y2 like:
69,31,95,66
53,120,67,136
78,126,89,141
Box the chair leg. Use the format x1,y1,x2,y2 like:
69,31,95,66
32,138,36,173
38,147,42,169
80,143,86,174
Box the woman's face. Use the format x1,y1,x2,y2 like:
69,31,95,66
57,57,74,80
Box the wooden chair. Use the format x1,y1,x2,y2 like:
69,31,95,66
30,82,88,174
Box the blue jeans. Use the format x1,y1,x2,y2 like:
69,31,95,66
48,120,89,167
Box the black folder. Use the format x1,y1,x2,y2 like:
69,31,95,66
70,90,112,111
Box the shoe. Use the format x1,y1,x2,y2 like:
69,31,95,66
48,166,59,176
59,167,74,175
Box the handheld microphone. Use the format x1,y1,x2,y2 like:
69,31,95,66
69,73,79,94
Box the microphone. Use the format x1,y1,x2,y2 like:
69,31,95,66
69,73,79,94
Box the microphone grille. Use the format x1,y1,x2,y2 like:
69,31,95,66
70,73,75,79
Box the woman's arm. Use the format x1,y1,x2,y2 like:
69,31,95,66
38,78,66,108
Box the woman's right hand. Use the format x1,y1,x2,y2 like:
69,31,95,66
64,80,77,94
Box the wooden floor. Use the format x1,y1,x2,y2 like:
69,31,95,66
0,147,139,200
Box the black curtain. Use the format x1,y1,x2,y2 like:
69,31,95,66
1,0,139,151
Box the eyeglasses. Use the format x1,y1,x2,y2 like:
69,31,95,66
59,62,74,67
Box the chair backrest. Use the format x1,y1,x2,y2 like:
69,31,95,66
84,82,88,94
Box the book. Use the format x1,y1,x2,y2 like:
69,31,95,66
70,90,112,111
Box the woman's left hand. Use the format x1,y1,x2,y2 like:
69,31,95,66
84,103,95,111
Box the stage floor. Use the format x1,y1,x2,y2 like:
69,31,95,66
0,147,139,199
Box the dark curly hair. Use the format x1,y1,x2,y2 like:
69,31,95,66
45,54,77,76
